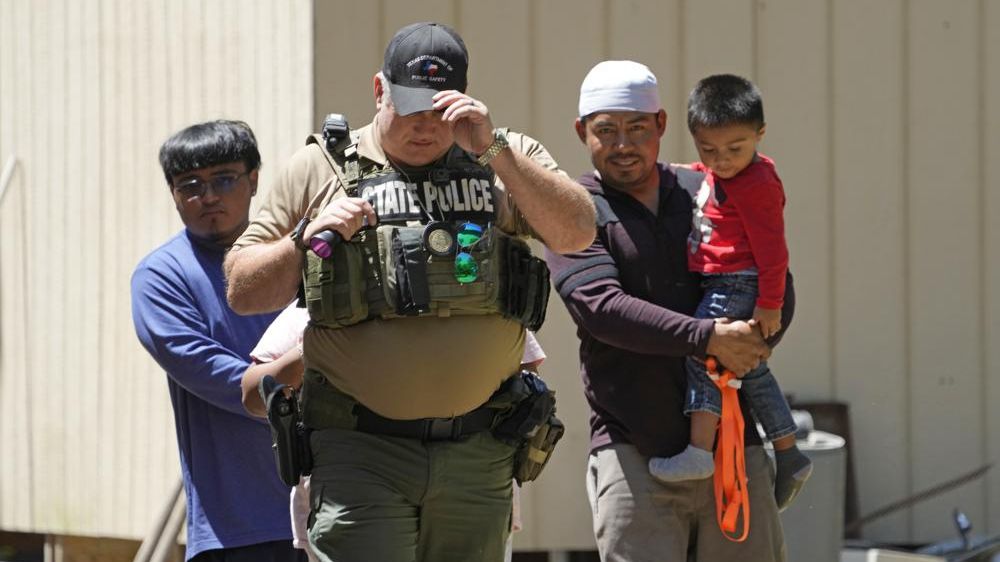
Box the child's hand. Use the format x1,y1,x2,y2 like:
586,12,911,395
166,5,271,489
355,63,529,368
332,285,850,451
754,306,782,340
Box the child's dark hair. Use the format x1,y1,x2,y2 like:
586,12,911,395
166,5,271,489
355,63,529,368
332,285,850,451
687,74,764,133
159,120,261,184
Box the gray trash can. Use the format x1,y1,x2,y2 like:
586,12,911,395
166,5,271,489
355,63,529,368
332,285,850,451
778,430,847,562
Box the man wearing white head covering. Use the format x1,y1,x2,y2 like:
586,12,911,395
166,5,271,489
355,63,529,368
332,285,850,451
545,61,796,561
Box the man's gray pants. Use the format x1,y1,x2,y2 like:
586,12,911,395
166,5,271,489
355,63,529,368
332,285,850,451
587,443,786,561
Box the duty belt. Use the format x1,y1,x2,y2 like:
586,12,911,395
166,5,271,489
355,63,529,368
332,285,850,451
353,403,497,442
300,369,503,442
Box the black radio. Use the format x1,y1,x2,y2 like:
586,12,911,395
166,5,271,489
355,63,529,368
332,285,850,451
322,113,350,154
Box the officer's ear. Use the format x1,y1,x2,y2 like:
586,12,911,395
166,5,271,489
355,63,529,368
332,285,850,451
374,73,387,110
574,117,587,144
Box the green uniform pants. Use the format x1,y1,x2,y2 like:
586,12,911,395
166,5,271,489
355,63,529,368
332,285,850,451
307,426,515,562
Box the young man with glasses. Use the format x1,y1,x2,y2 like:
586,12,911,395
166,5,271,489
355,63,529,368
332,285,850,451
131,120,304,561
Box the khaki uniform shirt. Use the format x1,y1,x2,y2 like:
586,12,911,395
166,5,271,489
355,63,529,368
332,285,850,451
234,123,566,419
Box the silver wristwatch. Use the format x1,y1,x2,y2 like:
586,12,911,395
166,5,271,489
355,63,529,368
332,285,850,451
476,130,510,167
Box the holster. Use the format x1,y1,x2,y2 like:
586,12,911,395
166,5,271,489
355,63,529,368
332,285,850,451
489,370,565,485
261,375,313,486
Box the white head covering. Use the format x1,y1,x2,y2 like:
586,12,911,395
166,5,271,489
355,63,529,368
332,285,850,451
578,60,661,118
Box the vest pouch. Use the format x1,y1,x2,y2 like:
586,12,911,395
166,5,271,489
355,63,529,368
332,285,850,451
513,414,564,484
502,239,550,332
389,227,432,315
522,254,550,331
303,238,369,328
374,225,405,313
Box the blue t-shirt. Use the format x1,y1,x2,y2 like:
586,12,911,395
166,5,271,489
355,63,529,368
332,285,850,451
131,230,287,560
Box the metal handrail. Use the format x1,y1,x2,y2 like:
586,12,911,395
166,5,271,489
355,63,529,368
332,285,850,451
133,479,185,562
844,463,992,535
0,154,17,206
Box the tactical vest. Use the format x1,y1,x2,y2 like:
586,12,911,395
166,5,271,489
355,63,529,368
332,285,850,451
300,124,549,332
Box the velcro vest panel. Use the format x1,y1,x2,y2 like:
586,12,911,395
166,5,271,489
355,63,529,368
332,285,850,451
303,224,548,331
303,228,381,327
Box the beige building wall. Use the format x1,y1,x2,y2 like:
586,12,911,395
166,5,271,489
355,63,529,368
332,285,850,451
313,0,1000,549
0,0,313,539
3,0,999,551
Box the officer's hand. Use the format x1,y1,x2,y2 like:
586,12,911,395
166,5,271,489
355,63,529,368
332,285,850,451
432,90,494,155
705,318,770,377
305,197,377,242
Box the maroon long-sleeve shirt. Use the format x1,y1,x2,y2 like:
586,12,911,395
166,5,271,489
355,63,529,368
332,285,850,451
545,163,794,457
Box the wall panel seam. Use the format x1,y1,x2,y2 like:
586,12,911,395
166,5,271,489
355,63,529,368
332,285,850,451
378,0,386,70
527,1,537,133
901,0,914,541
601,0,610,60
60,0,72,530
678,0,686,142
977,0,989,527
310,0,316,122
23,0,36,528
200,1,208,113
95,0,108,534
826,0,836,398
751,0,758,80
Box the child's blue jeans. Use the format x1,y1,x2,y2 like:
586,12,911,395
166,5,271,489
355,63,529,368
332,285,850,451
685,273,797,441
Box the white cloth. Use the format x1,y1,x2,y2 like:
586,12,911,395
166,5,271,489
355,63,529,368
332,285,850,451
250,305,309,363
289,476,319,560
522,331,546,367
578,60,661,117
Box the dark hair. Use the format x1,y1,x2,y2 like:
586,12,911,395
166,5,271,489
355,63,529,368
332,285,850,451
687,74,764,133
158,120,261,184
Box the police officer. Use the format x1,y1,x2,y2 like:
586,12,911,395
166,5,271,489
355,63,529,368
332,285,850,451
224,22,595,562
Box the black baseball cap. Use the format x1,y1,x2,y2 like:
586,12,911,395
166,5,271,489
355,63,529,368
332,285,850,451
382,22,469,116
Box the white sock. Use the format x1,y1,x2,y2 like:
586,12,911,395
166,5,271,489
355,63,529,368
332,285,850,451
648,444,715,483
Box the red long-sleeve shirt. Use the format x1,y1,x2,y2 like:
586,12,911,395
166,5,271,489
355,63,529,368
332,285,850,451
688,154,788,309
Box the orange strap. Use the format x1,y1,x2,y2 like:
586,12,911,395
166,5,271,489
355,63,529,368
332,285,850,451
706,356,750,542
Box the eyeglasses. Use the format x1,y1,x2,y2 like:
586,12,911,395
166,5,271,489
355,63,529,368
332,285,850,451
454,222,484,284
173,171,250,200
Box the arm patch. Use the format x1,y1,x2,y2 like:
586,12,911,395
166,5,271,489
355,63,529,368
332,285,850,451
552,255,619,298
